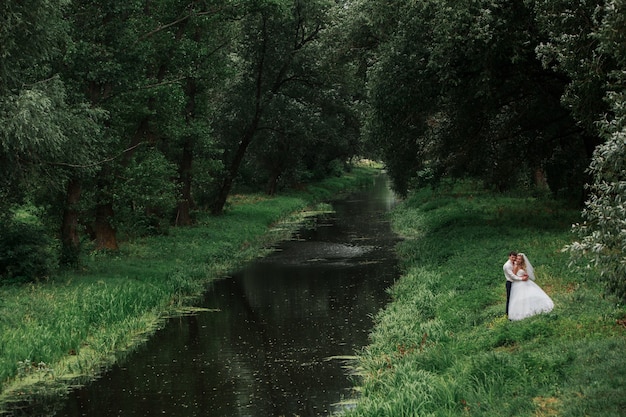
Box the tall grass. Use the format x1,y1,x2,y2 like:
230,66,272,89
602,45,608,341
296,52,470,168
343,180,626,417
0,165,379,412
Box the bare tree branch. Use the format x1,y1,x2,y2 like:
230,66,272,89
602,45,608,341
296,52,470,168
135,4,235,43
43,142,147,169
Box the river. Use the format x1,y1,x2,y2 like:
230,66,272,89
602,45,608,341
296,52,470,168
53,173,399,417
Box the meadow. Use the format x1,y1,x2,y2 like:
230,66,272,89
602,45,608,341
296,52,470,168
0,166,377,414
342,181,626,417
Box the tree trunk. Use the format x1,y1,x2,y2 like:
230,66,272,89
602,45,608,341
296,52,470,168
60,177,82,265
533,167,550,190
211,123,258,215
176,139,194,225
94,202,119,251
85,6,193,251
266,170,281,196
175,74,198,225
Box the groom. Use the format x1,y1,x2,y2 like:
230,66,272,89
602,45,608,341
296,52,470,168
503,251,521,317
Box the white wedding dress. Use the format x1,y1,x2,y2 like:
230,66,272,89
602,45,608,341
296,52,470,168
508,269,554,321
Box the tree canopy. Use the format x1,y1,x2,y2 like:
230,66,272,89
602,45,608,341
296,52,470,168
346,0,625,299
0,0,624,299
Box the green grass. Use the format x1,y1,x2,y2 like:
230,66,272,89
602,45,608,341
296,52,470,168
0,165,380,413
344,181,626,417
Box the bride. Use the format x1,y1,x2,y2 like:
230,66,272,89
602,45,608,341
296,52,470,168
508,253,554,321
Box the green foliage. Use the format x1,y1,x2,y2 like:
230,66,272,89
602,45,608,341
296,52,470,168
560,0,626,301
210,0,361,211
0,0,104,214
53,0,237,247
0,0,68,91
344,182,626,417
532,0,609,135
350,0,592,196
565,107,626,300
0,78,100,208
0,167,380,411
0,0,365,264
0,221,55,285
113,149,179,237
347,0,626,304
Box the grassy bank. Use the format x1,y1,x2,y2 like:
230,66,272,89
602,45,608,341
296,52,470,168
344,181,626,417
0,165,379,414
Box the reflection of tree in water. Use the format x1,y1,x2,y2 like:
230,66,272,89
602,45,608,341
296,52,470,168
217,276,282,415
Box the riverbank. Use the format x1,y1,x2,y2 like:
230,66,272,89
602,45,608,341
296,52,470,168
344,181,626,417
0,165,380,415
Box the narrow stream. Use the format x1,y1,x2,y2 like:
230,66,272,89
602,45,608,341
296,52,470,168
54,174,399,417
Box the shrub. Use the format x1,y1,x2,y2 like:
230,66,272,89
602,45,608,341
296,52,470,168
0,221,55,285
113,150,179,237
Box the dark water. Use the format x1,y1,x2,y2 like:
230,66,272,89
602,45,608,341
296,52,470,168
54,174,399,417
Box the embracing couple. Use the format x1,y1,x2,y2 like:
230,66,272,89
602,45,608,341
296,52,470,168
503,251,554,321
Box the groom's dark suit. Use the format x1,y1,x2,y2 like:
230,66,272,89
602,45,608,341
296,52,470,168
503,259,516,316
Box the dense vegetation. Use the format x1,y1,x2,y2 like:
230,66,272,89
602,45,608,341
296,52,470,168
1,0,625,298
347,0,626,302
1,0,625,413
1,0,362,276
0,167,376,413
344,181,626,417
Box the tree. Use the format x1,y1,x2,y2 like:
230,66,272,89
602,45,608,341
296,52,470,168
0,0,103,268
61,0,231,250
154,1,233,225
0,1,98,212
210,0,334,214
351,0,592,197
62,0,152,250
242,17,364,195
563,0,626,300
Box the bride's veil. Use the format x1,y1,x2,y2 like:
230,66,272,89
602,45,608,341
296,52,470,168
521,253,536,281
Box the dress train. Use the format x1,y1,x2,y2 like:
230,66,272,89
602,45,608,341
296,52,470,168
508,271,554,321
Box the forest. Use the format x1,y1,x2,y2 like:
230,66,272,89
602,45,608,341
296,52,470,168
1,1,625,302
1,1,626,415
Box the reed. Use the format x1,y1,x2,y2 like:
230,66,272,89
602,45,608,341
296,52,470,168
344,180,626,417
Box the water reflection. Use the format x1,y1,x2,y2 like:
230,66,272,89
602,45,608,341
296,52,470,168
55,174,399,417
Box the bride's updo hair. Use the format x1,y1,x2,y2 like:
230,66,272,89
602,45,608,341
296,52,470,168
517,253,527,269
